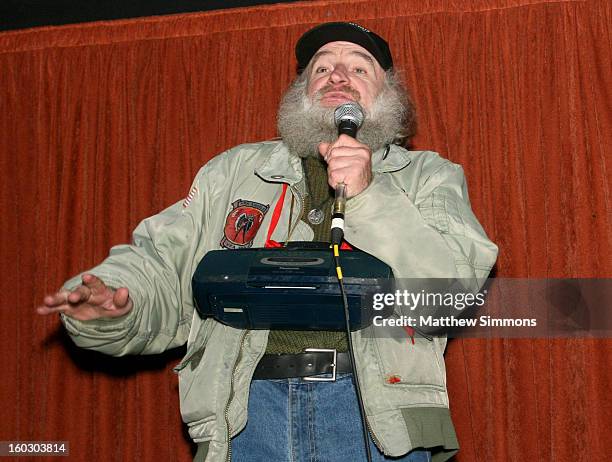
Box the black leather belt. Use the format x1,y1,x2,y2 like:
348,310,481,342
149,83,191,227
253,348,352,381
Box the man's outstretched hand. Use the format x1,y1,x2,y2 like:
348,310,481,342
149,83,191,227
37,273,133,321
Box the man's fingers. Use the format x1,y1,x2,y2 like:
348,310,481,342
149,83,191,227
67,285,91,304
336,134,365,147
327,146,370,161
37,302,78,316
325,134,367,151
42,291,69,307
319,136,370,162
318,142,330,159
37,305,63,315
37,290,71,315
81,273,106,292
327,156,365,171
36,277,132,320
113,287,131,308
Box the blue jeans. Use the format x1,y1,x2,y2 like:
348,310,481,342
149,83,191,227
231,373,432,462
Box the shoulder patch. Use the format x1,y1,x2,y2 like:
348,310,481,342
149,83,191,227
220,199,270,249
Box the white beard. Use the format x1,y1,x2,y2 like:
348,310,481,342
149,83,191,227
277,77,409,158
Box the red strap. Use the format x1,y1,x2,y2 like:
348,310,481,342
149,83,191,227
265,239,283,248
264,183,354,249
265,183,288,248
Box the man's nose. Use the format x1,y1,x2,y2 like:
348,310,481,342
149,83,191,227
328,65,349,84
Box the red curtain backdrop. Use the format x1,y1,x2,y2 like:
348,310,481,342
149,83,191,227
0,0,609,460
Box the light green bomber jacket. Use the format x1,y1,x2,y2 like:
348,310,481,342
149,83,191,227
61,140,498,462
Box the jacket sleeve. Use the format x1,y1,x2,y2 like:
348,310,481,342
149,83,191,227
60,164,214,356
344,152,498,292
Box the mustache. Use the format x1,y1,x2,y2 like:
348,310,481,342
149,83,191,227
314,84,361,102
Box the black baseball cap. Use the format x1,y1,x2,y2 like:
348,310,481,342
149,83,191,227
295,22,393,72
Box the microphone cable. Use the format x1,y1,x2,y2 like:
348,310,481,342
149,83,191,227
332,241,373,462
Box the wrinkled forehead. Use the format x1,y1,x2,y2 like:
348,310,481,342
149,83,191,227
309,41,380,68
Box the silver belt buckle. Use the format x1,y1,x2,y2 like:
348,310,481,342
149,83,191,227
303,348,337,382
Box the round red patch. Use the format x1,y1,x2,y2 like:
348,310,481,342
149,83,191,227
220,199,270,249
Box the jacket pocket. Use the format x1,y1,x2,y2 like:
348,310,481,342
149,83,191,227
175,323,230,424
174,316,214,373
418,188,466,237
371,325,446,389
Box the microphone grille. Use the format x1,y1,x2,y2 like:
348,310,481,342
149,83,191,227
334,102,364,128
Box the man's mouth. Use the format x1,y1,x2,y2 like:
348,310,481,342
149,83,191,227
321,92,354,103
315,86,360,106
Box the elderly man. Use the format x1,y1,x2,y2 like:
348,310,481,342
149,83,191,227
38,22,497,462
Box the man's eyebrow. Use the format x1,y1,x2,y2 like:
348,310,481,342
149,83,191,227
311,50,332,63
350,51,376,66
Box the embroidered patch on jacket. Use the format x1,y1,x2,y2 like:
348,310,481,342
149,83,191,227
220,199,270,249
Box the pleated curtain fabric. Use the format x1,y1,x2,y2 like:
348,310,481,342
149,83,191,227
0,0,610,460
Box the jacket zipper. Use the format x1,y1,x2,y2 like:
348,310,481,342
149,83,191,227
223,180,313,462
366,416,384,452
286,183,305,241
354,331,385,453
224,330,248,462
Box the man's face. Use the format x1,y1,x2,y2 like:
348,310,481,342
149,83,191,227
306,41,386,111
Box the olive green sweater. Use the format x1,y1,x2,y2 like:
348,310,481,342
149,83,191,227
265,156,348,354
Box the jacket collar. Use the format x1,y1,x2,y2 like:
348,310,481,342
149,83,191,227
373,144,413,173
255,142,303,185
255,141,413,184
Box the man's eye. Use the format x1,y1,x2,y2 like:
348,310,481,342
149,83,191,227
354,67,367,74
315,67,329,73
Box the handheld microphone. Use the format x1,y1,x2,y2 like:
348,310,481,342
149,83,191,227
331,103,364,245
334,102,364,138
